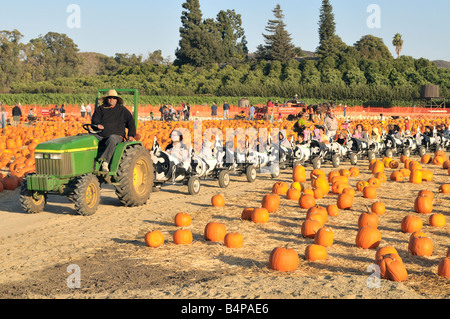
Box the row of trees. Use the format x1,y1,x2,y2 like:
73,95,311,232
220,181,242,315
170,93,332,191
0,0,448,105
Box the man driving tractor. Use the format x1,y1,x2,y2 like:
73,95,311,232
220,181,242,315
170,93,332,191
91,89,136,171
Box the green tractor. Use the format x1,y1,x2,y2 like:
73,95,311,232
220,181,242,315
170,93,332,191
19,89,154,216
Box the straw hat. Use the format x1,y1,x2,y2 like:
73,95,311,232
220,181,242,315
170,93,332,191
101,89,124,105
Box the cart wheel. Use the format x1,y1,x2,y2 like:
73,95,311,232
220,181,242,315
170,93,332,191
187,176,201,195
385,149,393,158
270,163,280,178
246,165,257,183
218,170,230,188
350,153,358,166
312,157,321,170
367,151,376,161
403,148,411,157
332,155,340,168
418,146,426,157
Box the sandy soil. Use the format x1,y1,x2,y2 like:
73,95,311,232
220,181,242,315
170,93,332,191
0,153,448,300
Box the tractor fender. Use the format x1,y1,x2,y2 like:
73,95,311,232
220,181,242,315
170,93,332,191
108,141,143,174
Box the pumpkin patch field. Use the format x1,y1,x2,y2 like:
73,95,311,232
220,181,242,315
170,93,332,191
0,115,449,299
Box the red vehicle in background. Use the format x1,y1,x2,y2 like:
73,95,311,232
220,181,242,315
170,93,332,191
254,99,306,121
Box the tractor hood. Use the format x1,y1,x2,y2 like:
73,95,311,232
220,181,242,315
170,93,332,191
35,135,99,153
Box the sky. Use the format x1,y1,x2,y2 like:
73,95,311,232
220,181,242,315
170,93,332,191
1,0,449,62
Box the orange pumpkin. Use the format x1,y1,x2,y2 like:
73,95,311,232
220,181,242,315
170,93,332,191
269,246,299,272
251,208,270,224
305,244,328,261
224,233,244,248
204,222,227,242
261,194,280,213
173,229,193,245
144,230,165,248
211,194,225,207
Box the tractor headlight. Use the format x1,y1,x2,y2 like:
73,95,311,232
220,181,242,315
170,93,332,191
34,153,62,160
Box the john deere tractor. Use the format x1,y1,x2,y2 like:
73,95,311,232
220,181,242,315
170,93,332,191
19,89,154,216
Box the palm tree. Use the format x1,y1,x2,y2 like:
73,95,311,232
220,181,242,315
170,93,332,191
392,33,404,59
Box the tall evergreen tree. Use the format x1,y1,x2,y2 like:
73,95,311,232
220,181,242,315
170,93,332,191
174,0,209,66
316,0,346,60
256,4,296,63
215,9,248,64
318,0,335,43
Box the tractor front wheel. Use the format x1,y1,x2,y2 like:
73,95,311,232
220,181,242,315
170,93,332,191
72,174,101,216
19,178,47,214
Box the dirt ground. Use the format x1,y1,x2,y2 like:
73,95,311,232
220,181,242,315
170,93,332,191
0,152,448,300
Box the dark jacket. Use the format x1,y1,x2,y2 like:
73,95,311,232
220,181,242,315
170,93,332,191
12,106,22,117
91,104,136,138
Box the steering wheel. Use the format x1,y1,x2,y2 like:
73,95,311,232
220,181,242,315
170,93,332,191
82,124,102,134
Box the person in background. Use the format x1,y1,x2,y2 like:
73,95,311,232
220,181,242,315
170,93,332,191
336,131,347,146
159,104,165,121
371,127,381,142
12,104,22,127
248,104,255,121
223,101,230,120
211,102,218,119
295,133,308,145
86,103,92,117
442,124,449,136
423,126,433,137
165,129,190,163
0,103,7,128
277,113,282,122
150,111,154,120
352,124,364,139
28,108,37,124
80,104,86,117
60,104,66,121
318,126,330,144
323,109,338,141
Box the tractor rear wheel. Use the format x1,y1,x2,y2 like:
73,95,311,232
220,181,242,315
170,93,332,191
115,145,153,207
72,174,101,216
19,178,47,214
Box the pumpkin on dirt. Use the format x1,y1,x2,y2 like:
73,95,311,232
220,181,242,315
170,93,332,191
414,195,433,214
305,244,328,261
376,253,408,282
144,230,165,248
269,246,299,272
174,212,192,227
251,208,270,224
173,229,193,245
299,193,316,210
409,235,433,256
241,208,254,221
204,222,227,242
401,215,423,233
272,181,289,195
211,194,225,207
224,233,244,248
314,227,334,247
429,213,446,227
438,257,450,279
355,226,382,249
261,194,280,213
